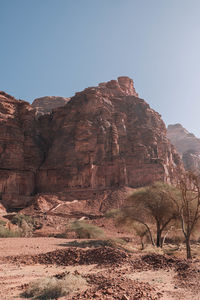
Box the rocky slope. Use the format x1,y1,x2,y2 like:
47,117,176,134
0,78,183,211
167,124,200,172
32,96,70,117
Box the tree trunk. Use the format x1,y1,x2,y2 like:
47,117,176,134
162,230,170,247
156,222,162,247
156,231,161,247
135,220,155,246
185,237,192,259
141,237,144,250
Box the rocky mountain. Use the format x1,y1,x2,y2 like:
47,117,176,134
0,91,42,209
32,96,70,117
167,124,200,172
0,78,183,211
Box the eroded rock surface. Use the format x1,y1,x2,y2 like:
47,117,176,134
0,92,42,209
0,78,183,210
36,77,182,195
32,96,70,117
167,124,200,173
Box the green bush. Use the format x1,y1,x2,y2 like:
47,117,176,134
21,273,87,299
67,220,105,239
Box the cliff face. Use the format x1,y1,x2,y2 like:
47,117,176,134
36,77,182,194
167,124,200,173
0,92,43,209
32,96,70,117
0,78,184,211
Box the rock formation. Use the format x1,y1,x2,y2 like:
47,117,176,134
167,124,200,173
0,91,43,209
32,96,70,117
0,78,184,211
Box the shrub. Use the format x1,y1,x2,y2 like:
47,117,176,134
11,214,35,237
0,224,21,238
0,219,6,226
21,273,87,299
11,213,35,227
65,238,126,248
67,220,105,239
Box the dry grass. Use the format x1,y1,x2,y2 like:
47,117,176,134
0,224,21,238
66,220,105,239
21,273,87,299
63,237,126,248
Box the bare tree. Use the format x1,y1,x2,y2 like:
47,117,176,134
173,172,200,259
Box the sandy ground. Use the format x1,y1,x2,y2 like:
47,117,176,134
0,263,95,300
0,238,200,300
0,237,71,257
0,238,97,299
127,269,195,300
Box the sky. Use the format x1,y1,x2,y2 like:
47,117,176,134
1,0,200,136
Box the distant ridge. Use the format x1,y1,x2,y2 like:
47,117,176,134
167,124,200,173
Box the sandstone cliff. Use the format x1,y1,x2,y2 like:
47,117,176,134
167,124,200,173
36,77,182,193
0,78,184,211
32,96,70,117
0,92,42,209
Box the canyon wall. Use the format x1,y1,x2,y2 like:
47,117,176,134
0,78,184,211
0,92,42,208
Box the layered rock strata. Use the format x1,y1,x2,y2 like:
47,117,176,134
0,78,183,210
32,96,70,117
167,124,200,173
0,92,42,209
36,77,182,193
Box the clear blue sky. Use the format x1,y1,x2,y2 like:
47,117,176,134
1,0,200,136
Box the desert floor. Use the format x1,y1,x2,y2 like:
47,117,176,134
1,237,200,299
